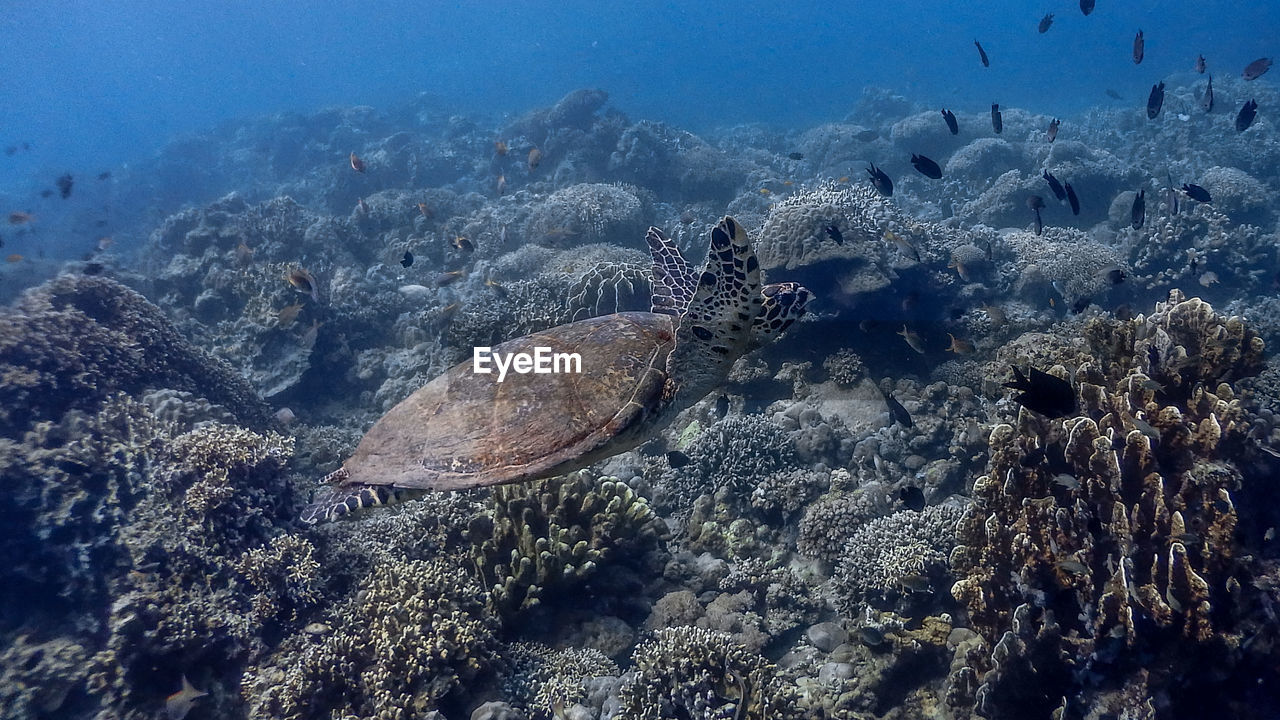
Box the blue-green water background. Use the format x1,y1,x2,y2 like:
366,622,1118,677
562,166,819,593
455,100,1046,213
3,0,1276,182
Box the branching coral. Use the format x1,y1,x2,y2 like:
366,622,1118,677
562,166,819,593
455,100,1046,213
947,291,1273,719
615,626,801,720
831,504,966,615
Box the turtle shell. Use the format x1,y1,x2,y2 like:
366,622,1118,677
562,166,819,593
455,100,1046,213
339,311,675,491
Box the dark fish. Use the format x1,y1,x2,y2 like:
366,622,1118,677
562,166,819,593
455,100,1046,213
1243,57,1272,81
885,392,914,428
1195,55,1206,74
1182,183,1211,203
40,189,53,198
1027,195,1046,235
1133,30,1144,64
1147,81,1165,119
899,485,926,512
286,268,320,302
941,108,958,135
1038,13,1054,33
56,173,73,199
1047,118,1060,142
400,251,414,268
1236,99,1258,132
715,394,730,419
1080,0,1094,15
825,224,844,245
990,103,1003,134
1131,189,1145,229
866,163,894,196
787,152,804,160
349,152,366,172
1043,170,1066,201
975,40,990,67
666,450,692,468
1072,297,1092,314
1065,183,1080,215
1105,89,1123,100
83,261,104,275
97,171,111,181
910,154,942,180
1201,76,1214,113
451,236,476,252
1004,365,1077,418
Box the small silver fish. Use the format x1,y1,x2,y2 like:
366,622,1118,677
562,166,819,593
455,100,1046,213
165,676,208,720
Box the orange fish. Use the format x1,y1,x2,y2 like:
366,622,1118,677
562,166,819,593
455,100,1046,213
836,176,850,183
759,188,772,195
8,212,33,225
417,202,433,219
946,333,975,355
495,140,509,156
527,147,543,171
6,253,23,263
287,267,320,302
349,152,366,173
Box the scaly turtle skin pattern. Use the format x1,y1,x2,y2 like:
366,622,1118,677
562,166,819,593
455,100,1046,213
302,216,812,523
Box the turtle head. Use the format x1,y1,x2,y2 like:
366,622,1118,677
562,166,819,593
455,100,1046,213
749,281,811,350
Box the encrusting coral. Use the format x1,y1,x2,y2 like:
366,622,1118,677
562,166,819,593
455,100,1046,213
947,291,1274,719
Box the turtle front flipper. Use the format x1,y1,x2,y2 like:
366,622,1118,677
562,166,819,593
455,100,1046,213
665,216,764,406
646,226,697,317
300,467,424,524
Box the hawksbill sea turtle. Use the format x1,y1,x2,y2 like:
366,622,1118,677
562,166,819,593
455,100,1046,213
301,216,812,523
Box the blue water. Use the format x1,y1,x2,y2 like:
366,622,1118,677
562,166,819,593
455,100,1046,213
3,0,1276,193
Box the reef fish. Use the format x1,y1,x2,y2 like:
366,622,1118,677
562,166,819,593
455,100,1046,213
495,140,509,156
435,269,465,286
1182,183,1212,203
787,152,804,160
866,163,894,196
1079,0,1094,15
885,391,914,428
56,173,73,199
527,147,543,171
1195,54,1206,73
1027,194,1046,235
1038,13,1054,33
1065,183,1080,215
665,450,691,468
1243,57,1272,81
715,394,730,419
1236,99,1258,132
165,675,207,720
8,211,34,225
286,268,320,302
947,333,975,355
1004,365,1077,418
910,154,942,179
1201,75,1214,112
898,325,926,354
990,103,1003,134
400,251,414,268
1147,82,1165,119
1047,118,1060,143
974,40,990,67
1131,189,1146,229
825,224,844,245
349,152,366,173
941,108,958,135
1133,30,1144,64
899,485,926,511
1043,170,1066,201
451,236,476,253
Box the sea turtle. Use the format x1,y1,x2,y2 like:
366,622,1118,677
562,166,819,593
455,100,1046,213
301,216,812,523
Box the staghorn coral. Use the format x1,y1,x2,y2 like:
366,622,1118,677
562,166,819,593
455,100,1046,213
471,472,666,619
615,626,801,720
948,292,1274,719
242,555,499,720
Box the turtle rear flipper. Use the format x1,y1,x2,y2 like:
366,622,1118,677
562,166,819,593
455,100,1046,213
666,216,763,404
301,468,424,524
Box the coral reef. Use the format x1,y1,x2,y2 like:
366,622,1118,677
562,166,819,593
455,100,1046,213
615,626,801,720
948,291,1274,719
471,472,667,619
501,642,619,719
